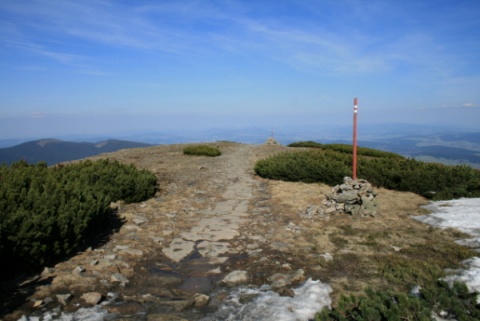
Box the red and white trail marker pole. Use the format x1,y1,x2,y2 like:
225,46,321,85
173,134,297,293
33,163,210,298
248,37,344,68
352,98,358,180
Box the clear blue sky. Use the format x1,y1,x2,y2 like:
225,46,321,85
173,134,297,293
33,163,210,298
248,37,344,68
1,0,479,139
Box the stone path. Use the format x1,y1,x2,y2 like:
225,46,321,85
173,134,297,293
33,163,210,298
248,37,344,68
162,144,257,265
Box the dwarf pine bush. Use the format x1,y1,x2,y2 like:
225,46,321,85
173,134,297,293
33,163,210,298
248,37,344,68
183,145,221,157
254,149,480,200
288,141,404,159
316,281,480,321
0,159,157,275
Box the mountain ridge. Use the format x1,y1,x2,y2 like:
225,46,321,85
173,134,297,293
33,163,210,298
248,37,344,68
1,125,480,168
0,139,152,165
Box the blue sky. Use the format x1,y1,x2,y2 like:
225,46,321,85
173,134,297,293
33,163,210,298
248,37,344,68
1,0,479,139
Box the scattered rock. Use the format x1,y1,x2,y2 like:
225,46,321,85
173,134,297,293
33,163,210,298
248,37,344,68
147,314,189,321
115,245,130,251
222,270,249,287
56,294,73,305
122,248,144,256
193,293,210,307
72,266,85,274
268,273,290,289
133,215,148,225
111,273,129,285
104,254,117,260
268,269,305,290
150,236,164,243
104,301,143,314
238,293,259,304
270,241,290,252
81,292,103,305
41,267,55,276
290,269,305,283
32,300,44,308
148,297,194,312
277,287,295,297
320,253,333,262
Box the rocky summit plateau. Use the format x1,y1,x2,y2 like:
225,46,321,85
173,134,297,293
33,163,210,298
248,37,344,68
2,142,438,320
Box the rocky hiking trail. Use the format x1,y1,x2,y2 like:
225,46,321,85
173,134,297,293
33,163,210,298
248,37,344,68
2,142,432,321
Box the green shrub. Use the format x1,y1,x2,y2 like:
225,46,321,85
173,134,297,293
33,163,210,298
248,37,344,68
288,141,404,159
254,149,480,200
0,159,157,274
254,150,350,185
316,281,480,321
183,144,221,157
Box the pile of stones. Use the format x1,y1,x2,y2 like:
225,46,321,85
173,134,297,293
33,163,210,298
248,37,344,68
303,176,378,218
264,137,279,145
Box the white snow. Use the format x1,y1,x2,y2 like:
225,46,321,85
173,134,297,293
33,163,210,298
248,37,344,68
416,198,480,295
201,278,332,321
17,295,115,321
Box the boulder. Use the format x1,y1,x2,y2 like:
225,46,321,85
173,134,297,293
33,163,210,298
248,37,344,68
81,292,103,305
56,294,73,305
222,270,249,287
111,273,129,285
193,293,210,307
72,266,85,274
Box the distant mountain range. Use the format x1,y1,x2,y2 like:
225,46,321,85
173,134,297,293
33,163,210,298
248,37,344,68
1,124,479,168
0,139,152,165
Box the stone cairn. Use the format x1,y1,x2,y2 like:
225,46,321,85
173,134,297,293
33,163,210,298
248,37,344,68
265,136,279,145
303,176,378,219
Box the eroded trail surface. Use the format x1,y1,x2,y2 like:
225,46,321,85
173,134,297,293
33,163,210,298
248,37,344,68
162,144,258,263
2,142,434,321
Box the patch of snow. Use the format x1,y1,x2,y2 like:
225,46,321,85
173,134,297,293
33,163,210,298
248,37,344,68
18,306,110,321
416,198,480,298
201,278,332,321
17,294,118,321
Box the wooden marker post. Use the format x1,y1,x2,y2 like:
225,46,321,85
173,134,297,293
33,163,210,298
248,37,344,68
352,98,358,180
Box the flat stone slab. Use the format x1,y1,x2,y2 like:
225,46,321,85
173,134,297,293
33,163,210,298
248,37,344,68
162,238,195,262
197,241,230,257
179,216,245,242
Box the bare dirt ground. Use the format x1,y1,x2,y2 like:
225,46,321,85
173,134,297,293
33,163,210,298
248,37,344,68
1,142,467,320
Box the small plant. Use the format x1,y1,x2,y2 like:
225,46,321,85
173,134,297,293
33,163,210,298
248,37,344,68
183,145,221,157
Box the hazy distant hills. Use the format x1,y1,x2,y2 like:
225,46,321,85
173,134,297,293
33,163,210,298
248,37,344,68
0,139,152,165
1,124,479,168
357,132,480,168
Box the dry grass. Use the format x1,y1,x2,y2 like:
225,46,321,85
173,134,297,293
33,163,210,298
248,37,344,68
267,178,476,303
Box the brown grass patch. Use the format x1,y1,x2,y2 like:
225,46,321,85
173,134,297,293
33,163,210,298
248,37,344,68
266,178,474,303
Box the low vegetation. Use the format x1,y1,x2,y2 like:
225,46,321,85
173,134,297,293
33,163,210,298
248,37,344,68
313,216,480,320
183,144,221,157
316,281,479,321
288,141,404,159
260,143,480,319
0,159,157,275
255,145,480,200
